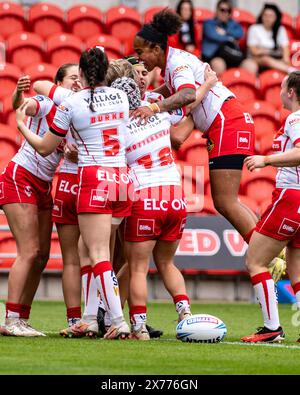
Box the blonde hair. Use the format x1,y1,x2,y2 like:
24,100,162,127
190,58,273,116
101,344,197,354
106,59,136,86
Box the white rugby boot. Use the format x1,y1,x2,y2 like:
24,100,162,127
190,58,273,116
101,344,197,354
129,323,150,341
104,319,130,340
178,306,192,323
0,318,45,337
60,319,99,338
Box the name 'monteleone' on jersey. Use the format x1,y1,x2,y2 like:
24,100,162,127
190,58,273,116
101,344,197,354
50,86,130,168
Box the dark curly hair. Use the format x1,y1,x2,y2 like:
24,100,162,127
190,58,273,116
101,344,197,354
79,47,109,112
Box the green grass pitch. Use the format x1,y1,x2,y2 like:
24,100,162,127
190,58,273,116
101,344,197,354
0,301,300,375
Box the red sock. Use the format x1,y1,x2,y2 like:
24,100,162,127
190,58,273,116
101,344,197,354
67,307,81,320
243,228,255,244
20,304,31,320
6,302,22,318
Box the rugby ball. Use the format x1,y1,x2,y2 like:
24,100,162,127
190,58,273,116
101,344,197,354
176,314,227,343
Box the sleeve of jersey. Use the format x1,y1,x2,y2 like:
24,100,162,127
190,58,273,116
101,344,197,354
49,85,73,106
286,115,300,146
32,95,53,118
50,102,71,137
170,62,196,92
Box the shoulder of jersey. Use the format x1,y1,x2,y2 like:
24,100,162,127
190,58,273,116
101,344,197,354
286,111,300,128
33,94,52,103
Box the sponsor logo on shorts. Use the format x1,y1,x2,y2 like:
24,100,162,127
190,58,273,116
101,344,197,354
278,218,300,237
24,185,32,197
237,131,251,150
52,199,63,217
0,182,4,199
89,189,109,208
272,140,282,152
137,219,155,237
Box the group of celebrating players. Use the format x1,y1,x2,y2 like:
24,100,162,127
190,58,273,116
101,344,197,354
0,9,299,343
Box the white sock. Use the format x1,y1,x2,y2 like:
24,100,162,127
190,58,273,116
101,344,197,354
251,272,280,330
292,282,300,310
81,265,99,320
93,261,124,326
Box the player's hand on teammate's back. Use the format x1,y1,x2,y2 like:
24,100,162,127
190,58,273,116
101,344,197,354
17,75,31,92
131,105,154,125
204,65,218,88
64,142,78,164
244,155,267,172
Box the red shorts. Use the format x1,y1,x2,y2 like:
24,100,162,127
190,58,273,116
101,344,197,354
0,161,52,210
77,166,132,216
52,172,78,225
124,185,186,242
204,98,255,159
255,188,300,248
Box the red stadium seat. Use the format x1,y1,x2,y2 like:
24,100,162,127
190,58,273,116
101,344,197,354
0,62,21,100
177,129,207,161
185,145,208,166
67,5,104,42
238,195,259,217
259,196,272,215
0,2,26,38
220,68,258,103
278,107,291,125
241,167,276,205
281,12,295,40
258,133,276,156
143,6,165,23
1,97,17,132
259,69,286,108
0,209,8,226
7,32,45,70
46,33,82,67
0,122,21,145
85,34,123,60
0,131,19,173
28,3,66,40
0,231,16,267
245,100,279,141
106,6,141,54
194,8,214,41
232,8,256,51
201,195,218,215
24,62,57,96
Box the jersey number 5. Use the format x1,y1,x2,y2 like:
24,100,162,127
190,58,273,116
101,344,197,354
102,128,120,156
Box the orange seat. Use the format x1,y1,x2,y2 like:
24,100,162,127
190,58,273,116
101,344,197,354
0,121,21,145
0,98,20,134
278,107,291,125
106,6,141,55
0,231,16,267
221,68,258,103
0,62,21,100
281,12,295,41
0,2,26,39
245,100,279,141
28,3,66,40
23,62,57,96
7,32,45,70
257,133,275,155
46,33,82,67
259,69,286,108
85,34,123,60
143,7,165,23
0,131,19,173
67,5,104,42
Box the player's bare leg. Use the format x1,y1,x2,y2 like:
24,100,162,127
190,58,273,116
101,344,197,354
153,240,192,322
241,232,287,343
78,213,129,339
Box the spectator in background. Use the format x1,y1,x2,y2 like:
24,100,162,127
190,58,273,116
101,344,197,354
246,3,296,74
169,0,200,57
201,0,246,76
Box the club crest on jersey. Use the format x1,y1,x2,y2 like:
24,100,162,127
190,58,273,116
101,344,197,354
137,219,155,236
35,95,44,102
0,182,4,199
24,186,32,197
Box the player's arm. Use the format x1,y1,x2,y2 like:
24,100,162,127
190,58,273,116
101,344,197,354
170,115,195,150
33,80,55,97
152,83,171,98
245,144,300,171
12,75,39,117
16,100,66,157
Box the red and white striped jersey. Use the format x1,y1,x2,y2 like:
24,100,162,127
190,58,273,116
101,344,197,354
13,95,62,182
49,84,73,105
163,46,234,132
51,86,130,167
274,110,300,189
125,102,181,190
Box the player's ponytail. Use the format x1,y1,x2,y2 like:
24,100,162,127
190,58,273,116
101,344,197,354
79,47,109,112
137,8,182,51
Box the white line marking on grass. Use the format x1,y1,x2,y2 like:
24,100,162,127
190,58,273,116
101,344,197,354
222,341,300,350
